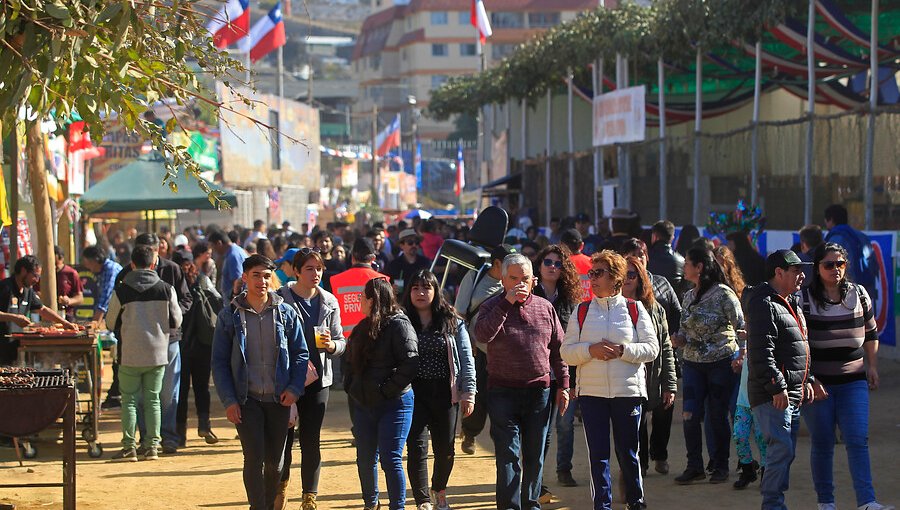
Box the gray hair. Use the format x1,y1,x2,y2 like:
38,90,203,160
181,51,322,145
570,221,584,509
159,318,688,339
501,253,532,277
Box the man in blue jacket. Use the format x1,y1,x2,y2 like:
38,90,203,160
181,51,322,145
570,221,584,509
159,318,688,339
823,204,877,303
212,255,308,510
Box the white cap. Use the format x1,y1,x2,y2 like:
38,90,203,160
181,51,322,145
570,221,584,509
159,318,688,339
173,234,189,248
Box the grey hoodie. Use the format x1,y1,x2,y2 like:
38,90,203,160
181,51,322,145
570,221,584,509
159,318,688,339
106,269,182,367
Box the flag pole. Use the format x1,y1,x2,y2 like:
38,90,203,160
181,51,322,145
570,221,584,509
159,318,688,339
277,46,284,99
476,36,485,212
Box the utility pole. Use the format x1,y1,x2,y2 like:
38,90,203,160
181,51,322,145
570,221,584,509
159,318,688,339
371,105,379,206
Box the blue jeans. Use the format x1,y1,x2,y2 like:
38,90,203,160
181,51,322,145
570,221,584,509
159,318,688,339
581,396,644,510
353,390,414,510
753,402,801,510
682,359,735,472
138,342,181,448
802,379,875,507
556,396,578,473
488,386,551,510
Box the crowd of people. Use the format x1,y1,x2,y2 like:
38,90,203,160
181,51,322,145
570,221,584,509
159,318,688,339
0,203,892,510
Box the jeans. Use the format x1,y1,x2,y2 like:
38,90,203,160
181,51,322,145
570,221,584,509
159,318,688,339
176,343,213,438
639,402,674,470
281,386,330,494
407,379,458,505
119,365,166,449
235,397,292,510
138,342,181,448
488,386,551,510
681,359,735,473
461,349,488,439
753,402,801,510
802,379,875,507
353,389,414,510
556,395,578,473
584,396,644,510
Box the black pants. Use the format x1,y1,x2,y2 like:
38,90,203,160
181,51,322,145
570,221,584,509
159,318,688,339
281,386,330,493
176,343,213,432
460,349,487,439
235,398,291,510
638,402,674,470
407,378,458,505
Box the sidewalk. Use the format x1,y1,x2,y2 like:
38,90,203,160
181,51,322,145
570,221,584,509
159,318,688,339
2,357,899,509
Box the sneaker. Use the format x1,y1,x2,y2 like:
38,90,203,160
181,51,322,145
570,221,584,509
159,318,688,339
416,504,433,510
135,445,149,457
112,447,138,462
461,436,476,455
627,502,648,510
708,469,729,484
538,486,554,505
301,492,318,510
199,429,219,445
143,447,159,461
818,504,837,510
858,503,895,510
431,489,451,510
654,460,669,474
674,468,706,485
557,470,578,487
161,444,177,454
100,398,121,410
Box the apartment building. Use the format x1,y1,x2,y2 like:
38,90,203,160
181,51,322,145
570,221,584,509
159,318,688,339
351,0,597,142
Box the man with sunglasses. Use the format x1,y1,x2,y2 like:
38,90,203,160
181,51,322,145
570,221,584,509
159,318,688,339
385,229,430,295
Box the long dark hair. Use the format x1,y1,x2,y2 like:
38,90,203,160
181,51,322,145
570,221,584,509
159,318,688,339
350,278,401,375
676,225,701,256
624,255,655,309
400,269,459,338
808,242,852,309
534,244,582,306
686,247,727,306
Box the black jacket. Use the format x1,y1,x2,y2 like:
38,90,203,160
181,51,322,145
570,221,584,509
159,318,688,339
346,313,419,408
734,248,767,286
116,257,192,315
651,273,682,335
532,285,577,332
744,282,814,408
647,241,685,295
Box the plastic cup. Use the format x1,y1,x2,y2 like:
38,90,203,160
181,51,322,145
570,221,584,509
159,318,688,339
314,325,329,349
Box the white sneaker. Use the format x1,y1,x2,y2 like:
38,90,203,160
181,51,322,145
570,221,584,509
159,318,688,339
858,503,895,510
431,489,452,510
417,503,433,510
818,504,837,510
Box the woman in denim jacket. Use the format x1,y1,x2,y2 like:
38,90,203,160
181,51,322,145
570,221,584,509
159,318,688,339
401,269,476,510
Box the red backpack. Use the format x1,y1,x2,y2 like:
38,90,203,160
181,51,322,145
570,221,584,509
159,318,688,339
576,298,639,334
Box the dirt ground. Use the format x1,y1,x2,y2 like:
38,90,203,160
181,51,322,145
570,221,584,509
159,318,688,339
2,355,899,510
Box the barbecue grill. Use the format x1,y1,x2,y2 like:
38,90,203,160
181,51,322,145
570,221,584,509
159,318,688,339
0,367,77,510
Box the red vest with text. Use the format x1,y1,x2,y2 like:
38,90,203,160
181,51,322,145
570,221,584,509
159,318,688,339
570,252,594,300
330,266,386,335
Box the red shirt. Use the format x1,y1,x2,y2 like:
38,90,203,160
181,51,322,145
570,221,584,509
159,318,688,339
57,264,84,299
329,266,387,335
570,253,593,300
420,232,444,260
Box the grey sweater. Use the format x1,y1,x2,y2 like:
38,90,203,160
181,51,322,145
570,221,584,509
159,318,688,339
106,269,182,367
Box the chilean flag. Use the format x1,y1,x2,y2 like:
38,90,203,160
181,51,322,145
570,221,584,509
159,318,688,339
240,3,287,63
206,0,250,49
455,140,465,197
375,115,401,157
470,0,492,44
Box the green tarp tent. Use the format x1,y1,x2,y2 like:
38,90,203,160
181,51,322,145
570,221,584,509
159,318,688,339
80,152,237,213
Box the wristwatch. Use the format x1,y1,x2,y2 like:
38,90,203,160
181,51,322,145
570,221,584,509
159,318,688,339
618,344,625,357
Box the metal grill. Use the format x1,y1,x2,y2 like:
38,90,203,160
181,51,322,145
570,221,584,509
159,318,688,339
0,368,73,391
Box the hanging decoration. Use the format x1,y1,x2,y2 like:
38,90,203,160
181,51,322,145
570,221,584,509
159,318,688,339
707,200,767,248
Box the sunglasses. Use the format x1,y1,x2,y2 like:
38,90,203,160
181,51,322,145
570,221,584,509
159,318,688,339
626,270,639,281
542,258,563,269
298,247,321,255
820,260,846,270
588,268,610,280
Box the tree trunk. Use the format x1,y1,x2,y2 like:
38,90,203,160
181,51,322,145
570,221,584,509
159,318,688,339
26,120,57,313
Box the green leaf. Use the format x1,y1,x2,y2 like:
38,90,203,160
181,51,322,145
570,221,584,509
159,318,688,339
44,2,71,21
95,3,122,24
165,117,177,133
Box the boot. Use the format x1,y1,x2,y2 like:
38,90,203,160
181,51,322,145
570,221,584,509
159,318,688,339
176,422,187,448
733,461,759,490
198,414,218,444
273,479,289,510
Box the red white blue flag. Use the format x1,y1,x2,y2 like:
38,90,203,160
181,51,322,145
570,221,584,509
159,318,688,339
455,140,465,197
375,115,401,157
239,2,287,63
470,0,492,44
206,0,250,49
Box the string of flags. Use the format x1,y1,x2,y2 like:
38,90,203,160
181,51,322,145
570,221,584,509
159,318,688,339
319,145,374,161
205,0,286,62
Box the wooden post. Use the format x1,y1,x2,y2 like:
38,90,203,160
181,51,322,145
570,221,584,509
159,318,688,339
26,120,58,312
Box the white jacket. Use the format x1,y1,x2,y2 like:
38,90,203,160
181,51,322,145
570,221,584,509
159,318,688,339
560,294,659,399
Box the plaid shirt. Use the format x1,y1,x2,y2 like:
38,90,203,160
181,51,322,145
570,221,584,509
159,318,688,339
96,258,123,313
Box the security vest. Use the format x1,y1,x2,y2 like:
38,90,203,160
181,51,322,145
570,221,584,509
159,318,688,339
329,266,387,335
570,252,594,300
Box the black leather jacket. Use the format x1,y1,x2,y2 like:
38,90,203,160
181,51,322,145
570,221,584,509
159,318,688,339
651,273,682,335
648,242,685,296
346,313,419,408
744,283,814,408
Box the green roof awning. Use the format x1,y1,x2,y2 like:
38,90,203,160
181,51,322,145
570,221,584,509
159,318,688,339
81,152,237,213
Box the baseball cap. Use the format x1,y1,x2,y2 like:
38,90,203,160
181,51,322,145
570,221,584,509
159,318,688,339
766,249,812,278
171,249,193,266
560,228,583,246
276,248,300,265
352,237,376,259
173,234,189,248
490,244,517,262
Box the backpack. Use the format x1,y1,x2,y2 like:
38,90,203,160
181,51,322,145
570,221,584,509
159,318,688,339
576,298,639,334
186,276,222,347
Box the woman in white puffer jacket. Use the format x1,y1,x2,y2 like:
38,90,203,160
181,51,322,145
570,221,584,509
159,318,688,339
560,250,659,510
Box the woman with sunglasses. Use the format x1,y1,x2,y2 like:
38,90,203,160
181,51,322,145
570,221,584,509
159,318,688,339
347,278,419,510
275,248,347,510
672,247,744,485
560,251,659,510
400,269,476,510
799,243,891,510
532,245,583,492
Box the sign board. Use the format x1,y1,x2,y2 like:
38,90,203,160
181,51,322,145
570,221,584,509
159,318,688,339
592,86,646,147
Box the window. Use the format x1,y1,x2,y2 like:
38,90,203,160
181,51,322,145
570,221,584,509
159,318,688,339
490,12,524,28
491,43,517,60
430,11,448,25
458,11,469,25
369,54,381,70
268,110,281,170
528,12,560,28
431,43,448,57
460,43,477,56
431,75,448,89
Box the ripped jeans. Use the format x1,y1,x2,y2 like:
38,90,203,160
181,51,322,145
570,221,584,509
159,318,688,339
681,359,736,473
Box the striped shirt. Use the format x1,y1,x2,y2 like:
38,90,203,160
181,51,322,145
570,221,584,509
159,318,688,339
800,285,877,385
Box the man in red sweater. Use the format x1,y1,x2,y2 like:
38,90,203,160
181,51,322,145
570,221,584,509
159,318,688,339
475,253,569,510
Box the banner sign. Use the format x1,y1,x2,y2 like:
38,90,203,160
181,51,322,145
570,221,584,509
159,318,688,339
593,85,646,147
